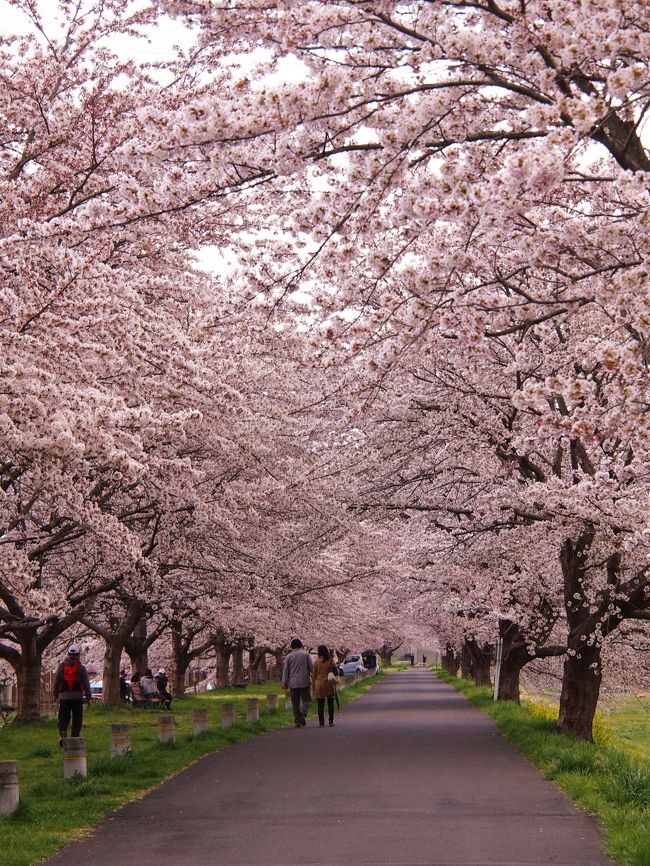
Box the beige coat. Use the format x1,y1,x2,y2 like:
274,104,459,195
312,656,336,698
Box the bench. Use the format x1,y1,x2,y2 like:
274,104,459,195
130,693,169,710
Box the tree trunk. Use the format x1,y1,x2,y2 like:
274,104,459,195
441,645,459,676
558,532,601,741
102,636,124,706
461,639,492,686
472,644,492,687
497,654,524,701
126,616,149,674
460,641,473,679
172,665,187,698
16,631,42,722
259,651,268,681
232,646,244,683
171,621,189,699
496,620,532,703
81,601,144,706
214,639,232,688
249,648,268,684
557,643,602,741
269,647,284,680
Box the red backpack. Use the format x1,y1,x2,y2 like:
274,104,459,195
62,660,81,692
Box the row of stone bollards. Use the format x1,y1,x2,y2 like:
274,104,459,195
1,695,286,816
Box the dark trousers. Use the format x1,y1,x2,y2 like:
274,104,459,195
290,686,311,724
58,699,84,737
317,696,335,725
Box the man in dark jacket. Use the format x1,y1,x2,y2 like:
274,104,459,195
53,645,92,746
155,669,173,709
282,638,313,728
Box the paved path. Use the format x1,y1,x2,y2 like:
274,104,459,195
46,670,615,866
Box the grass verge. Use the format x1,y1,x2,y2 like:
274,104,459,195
605,697,650,764
437,670,650,866
0,675,380,866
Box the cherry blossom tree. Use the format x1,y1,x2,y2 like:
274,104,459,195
6,0,650,741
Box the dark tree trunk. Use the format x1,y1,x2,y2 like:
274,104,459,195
460,641,473,679
232,646,245,683
102,637,124,706
441,645,459,676
173,665,188,698
472,644,492,687
558,532,601,741
16,631,42,722
249,648,268,684
496,620,531,703
80,601,144,706
377,642,401,666
461,639,492,686
214,638,232,688
268,647,284,680
557,643,602,741
126,616,149,674
171,620,189,700
497,655,524,701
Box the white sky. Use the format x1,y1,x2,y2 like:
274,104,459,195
0,0,197,59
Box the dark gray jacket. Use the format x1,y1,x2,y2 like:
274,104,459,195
282,649,313,689
53,659,92,702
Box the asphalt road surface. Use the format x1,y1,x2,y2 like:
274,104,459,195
44,669,615,866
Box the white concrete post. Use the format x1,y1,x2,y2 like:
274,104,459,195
192,708,209,736
266,693,278,712
246,698,259,723
0,761,19,815
285,694,292,711
63,737,87,779
158,714,176,744
110,723,131,756
221,702,235,728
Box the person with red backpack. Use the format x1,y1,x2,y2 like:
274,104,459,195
53,646,92,746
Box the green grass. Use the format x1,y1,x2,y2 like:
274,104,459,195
605,697,650,764
0,676,380,866
437,670,650,866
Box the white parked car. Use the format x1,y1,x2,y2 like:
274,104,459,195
340,654,367,675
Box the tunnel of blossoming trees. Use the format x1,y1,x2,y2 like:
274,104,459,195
1,0,650,741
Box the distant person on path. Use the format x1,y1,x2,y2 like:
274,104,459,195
53,645,92,747
282,638,313,728
312,644,336,727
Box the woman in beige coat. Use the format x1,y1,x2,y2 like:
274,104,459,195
312,644,336,727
